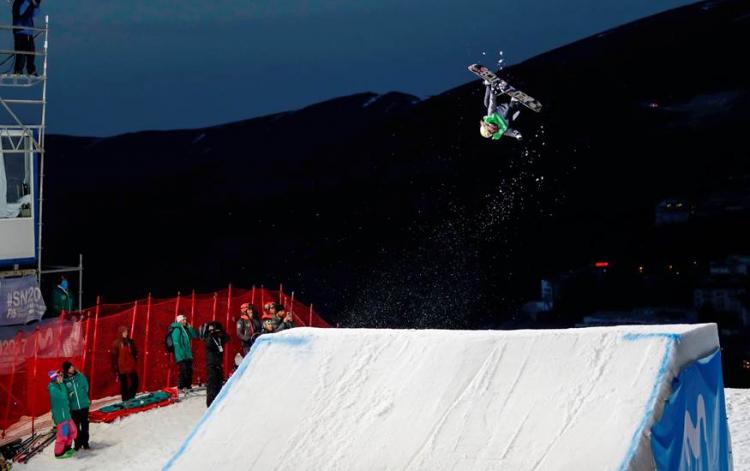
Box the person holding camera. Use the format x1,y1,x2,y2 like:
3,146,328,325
261,302,294,333
199,321,229,407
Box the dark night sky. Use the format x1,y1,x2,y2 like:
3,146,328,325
12,0,694,136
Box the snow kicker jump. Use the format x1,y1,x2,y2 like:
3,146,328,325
164,325,731,470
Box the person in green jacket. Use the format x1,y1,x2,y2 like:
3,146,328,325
479,83,522,141
48,369,77,459
170,314,198,396
50,276,74,316
63,361,90,450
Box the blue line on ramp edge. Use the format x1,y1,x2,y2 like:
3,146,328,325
162,334,311,470
617,333,679,471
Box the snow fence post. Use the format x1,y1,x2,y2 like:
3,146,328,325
211,292,218,323
190,290,196,325
290,291,296,324
130,301,139,339
31,326,41,435
82,308,93,377
143,294,152,392
224,284,233,379
57,310,66,357
89,297,101,400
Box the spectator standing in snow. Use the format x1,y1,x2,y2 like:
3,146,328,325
110,326,139,401
48,369,77,459
261,302,294,334
200,321,229,407
170,314,198,396
62,361,90,450
11,0,40,76
50,275,73,316
236,303,262,356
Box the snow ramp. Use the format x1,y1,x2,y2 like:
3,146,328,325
164,325,731,470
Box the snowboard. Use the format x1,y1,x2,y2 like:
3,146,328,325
468,64,543,113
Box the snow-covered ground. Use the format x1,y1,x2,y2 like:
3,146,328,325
728,389,750,470
11,327,750,470
17,394,205,471
14,388,750,470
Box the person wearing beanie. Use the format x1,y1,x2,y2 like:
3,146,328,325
63,362,90,450
48,369,77,459
169,314,198,396
110,326,139,401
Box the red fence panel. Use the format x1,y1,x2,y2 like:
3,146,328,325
0,285,328,439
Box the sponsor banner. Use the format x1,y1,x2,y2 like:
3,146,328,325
0,319,83,374
0,275,46,326
651,349,732,470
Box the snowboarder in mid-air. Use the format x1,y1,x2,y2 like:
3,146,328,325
468,63,542,142
480,82,522,141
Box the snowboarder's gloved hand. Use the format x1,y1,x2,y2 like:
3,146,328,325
61,421,70,438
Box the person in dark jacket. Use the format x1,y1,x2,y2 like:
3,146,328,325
11,0,40,75
48,369,77,459
236,303,262,356
170,314,198,397
200,321,229,407
110,326,139,401
262,302,294,333
50,276,74,317
62,361,90,450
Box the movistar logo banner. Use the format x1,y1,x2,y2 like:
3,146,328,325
651,350,732,470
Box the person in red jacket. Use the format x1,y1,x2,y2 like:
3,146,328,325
110,326,139,401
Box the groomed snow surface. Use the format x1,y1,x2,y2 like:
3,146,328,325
14,326,750,470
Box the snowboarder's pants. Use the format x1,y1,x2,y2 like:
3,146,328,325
178,359,193,390
485,86,519,122
206,364,223,407
71,408,89,449
54,419,77,457
118,372,139,401
13,33,36,74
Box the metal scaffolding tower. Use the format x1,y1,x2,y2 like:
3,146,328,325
0,16,83,310
0,16,48,274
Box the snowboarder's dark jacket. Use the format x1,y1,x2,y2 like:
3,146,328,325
63,371,90,411
204,322,229,368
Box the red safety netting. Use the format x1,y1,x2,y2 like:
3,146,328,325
0,285,329,439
